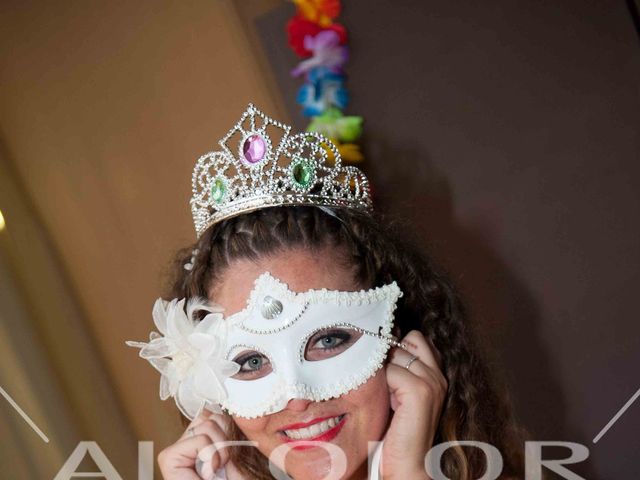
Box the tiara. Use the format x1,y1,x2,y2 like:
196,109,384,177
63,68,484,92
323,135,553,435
190,104,372,237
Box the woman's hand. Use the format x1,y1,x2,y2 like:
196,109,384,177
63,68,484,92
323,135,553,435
381,330,448,480
157,409,246,479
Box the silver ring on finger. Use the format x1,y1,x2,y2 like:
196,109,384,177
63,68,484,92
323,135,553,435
188,427,196,438
404,354,419,370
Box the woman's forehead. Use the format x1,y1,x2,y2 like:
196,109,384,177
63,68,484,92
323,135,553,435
209,248,359,316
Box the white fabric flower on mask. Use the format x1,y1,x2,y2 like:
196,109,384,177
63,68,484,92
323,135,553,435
125,297,240,420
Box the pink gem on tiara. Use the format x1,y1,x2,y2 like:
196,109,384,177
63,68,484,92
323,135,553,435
243,134,266,164
190,104,372,237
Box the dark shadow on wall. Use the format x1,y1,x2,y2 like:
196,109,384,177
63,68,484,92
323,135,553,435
365,135,599,479
250,2,618,477
626,0,640,43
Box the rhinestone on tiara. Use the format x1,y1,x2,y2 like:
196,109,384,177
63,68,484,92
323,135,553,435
190,104,372,237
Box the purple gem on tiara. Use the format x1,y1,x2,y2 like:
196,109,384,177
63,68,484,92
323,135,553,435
243,134,266,164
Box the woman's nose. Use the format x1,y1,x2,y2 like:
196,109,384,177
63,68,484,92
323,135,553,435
285,398,313,412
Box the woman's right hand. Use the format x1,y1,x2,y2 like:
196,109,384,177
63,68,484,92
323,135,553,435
157,409,245,479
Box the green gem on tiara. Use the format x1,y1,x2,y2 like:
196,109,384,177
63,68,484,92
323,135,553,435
190,104,373,237
291,159,315,191
210,177,227,204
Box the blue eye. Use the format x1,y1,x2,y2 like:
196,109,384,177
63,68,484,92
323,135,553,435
241,355,265,371
313,333,349,350
232,352,272,380
304,328,363,361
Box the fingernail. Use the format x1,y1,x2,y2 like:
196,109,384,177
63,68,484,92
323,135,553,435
195,457,213,480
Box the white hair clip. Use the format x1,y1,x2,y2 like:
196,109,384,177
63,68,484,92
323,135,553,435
183,248,199,271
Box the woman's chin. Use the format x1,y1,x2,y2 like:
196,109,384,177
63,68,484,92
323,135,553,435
264,428,373,480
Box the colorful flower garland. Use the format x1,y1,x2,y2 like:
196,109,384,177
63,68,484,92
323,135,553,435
287,0,364,164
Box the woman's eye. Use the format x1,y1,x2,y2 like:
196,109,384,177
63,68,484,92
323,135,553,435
231,352,272,380
312,334,346,350
241,355,265,371
304,328,363,361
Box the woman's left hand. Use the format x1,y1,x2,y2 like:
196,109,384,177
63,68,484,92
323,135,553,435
381,330,448,480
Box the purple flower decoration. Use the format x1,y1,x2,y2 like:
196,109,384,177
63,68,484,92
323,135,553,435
291,30,349,78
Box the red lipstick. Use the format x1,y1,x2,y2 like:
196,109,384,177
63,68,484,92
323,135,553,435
279,414,347,450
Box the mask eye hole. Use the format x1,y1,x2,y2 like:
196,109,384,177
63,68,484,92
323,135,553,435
304,327,363,361
231,350,273,380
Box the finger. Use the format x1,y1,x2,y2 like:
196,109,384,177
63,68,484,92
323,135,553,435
425,335,443,368
401,330,443,372
208,411,232,436
384,364,436,453
389,345,446,389
388,348,431,383
187,419,231,467
386,358,446,409
158,434,217,479
180,409,218,440
180,407,228,437
387,340,448,414
176,420,230,479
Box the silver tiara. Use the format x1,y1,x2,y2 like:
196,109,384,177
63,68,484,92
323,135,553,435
190,104,372,237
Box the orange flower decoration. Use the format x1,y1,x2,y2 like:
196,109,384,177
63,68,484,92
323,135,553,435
321,139,364,165
294,0,341,27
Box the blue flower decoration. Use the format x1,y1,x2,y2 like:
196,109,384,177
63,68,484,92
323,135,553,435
296,67,348,117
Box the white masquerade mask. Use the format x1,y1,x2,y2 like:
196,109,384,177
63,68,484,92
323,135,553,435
127,272,403,419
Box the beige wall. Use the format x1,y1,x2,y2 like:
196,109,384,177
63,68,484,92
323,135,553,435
0,1,285,477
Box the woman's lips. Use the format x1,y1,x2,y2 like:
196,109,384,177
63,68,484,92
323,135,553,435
279,414,347,450
280,414,342,431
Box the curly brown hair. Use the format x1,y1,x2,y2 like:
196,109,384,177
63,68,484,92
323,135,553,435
166,205,525,479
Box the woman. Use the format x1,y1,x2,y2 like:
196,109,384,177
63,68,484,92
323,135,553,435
128,105,524,479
